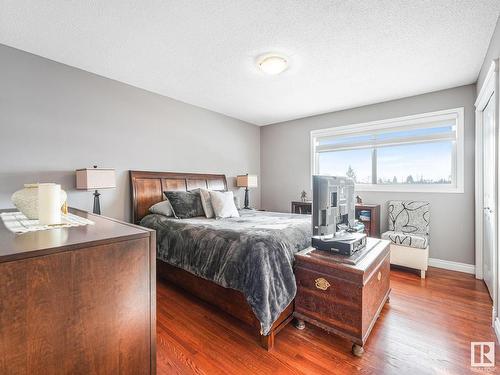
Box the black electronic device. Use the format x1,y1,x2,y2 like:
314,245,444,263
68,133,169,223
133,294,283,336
311,175,367,255
312,232,367,256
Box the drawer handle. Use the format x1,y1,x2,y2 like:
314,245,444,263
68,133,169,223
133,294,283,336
315,277,331,291
377,271,382,281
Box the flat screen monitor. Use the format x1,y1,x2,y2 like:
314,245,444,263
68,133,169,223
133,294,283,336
312,175,355,237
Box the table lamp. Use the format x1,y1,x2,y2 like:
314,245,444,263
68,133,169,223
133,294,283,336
76,166,116,214
236,174,258,209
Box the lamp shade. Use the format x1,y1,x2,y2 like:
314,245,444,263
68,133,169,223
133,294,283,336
236,174,258,188
76,168,116,190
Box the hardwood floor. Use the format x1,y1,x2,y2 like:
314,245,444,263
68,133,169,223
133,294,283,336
157,267,499,374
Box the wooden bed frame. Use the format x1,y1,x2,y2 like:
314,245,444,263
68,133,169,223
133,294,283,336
129,170,293,350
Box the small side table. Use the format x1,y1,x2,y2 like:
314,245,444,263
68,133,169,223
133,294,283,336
291,201,312,214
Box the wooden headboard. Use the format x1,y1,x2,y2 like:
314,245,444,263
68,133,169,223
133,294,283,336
130,170,228,223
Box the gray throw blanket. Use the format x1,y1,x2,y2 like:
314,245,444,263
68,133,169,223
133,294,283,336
140,210,311,335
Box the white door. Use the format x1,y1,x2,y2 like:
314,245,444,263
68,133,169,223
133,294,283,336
483,93,496,299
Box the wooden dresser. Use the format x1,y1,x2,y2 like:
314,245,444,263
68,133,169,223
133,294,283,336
0,208,156,374
294,239,390,356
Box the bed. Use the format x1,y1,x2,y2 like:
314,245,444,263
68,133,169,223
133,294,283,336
130,170,311,350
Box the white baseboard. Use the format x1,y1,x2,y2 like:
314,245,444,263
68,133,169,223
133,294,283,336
428,258,475,274
494,318,500,344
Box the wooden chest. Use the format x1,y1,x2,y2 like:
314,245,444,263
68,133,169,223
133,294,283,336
294,239,391,356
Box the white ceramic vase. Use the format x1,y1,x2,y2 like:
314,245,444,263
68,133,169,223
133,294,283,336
11,183,67,219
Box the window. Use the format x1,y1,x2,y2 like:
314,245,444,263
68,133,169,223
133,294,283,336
311,108,464,193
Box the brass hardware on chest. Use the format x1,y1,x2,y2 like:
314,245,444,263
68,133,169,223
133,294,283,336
377,271,382,281
315,277,331,291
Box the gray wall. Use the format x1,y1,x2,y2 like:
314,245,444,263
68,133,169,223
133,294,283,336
478,16,500,93
0,44,260,222
261,85,476,265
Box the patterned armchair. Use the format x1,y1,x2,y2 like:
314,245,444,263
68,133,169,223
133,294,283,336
381,201,430,278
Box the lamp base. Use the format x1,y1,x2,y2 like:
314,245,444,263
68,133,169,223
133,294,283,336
93,190,101,215
243,187,250,209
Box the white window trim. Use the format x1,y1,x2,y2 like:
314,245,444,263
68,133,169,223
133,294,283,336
310,107,465,193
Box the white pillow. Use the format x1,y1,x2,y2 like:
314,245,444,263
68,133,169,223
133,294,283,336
149,200,174,217
199,188,215,218
209,191,240,219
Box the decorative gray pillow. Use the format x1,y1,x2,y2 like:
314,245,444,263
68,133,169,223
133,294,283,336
164,191,205,219
149,200,174,217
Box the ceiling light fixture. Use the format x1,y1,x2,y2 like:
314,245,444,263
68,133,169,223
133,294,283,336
257,54,288,75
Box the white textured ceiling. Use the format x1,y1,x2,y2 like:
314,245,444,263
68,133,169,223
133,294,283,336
1,1,499,125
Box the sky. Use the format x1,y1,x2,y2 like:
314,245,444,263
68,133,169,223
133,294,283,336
318,141,453,184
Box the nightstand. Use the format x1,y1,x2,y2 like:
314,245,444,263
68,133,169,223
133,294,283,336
293,239,391,356
291,201,312,214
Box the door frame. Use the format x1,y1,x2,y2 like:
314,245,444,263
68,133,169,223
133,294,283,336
475,60,499,331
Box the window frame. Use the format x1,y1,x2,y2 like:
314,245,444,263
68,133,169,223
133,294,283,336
310,107,465,193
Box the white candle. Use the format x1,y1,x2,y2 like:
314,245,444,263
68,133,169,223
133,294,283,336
38,183,62,225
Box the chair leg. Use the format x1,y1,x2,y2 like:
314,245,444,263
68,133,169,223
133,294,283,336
420,270,426,279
